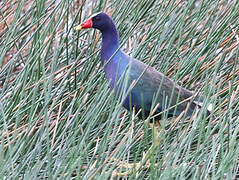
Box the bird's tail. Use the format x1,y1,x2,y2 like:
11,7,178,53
193,96,213,118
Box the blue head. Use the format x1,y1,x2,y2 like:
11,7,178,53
92,12,116,32
75,12,120,63
76,12,116,33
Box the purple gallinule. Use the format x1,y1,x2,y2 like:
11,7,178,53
75,12,212,176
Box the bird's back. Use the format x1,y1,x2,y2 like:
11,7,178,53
107,52,201,119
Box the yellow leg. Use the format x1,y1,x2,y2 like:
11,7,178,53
113,121,161,177
150,121,161,146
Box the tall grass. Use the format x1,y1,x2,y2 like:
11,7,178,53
0,0,238,179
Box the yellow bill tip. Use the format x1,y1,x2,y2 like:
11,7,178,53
75,25,82,31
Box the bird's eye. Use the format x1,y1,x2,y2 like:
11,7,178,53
94,16,101,21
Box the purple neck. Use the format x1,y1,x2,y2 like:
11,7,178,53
100,25,119,64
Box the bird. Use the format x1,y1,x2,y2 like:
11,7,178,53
75,12,212,176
